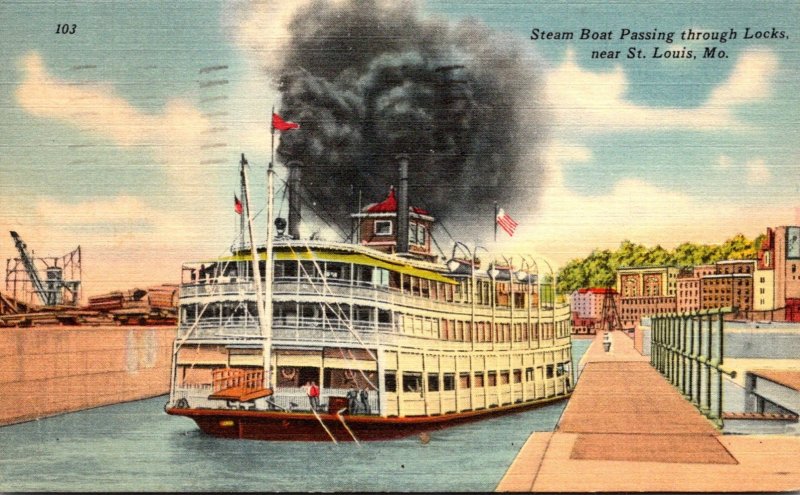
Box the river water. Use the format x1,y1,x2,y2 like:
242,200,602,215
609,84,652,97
0,339,591,492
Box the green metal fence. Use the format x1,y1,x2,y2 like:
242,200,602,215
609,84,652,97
650,307,737,428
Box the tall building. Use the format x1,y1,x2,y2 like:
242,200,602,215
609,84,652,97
758,226,800,321
700,260,755,314
755,236,775,311
676,264,714,313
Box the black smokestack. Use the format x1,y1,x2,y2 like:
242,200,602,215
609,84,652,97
396,154,409,253
273,0,547,235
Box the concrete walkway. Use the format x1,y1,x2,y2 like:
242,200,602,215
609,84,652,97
496,331,800,492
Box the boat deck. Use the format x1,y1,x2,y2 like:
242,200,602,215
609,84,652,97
207,387,273,402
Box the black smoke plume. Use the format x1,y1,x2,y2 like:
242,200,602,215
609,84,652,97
275,0,547,235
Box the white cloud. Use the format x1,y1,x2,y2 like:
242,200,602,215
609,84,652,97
709,49,778,106
8,52,283,297
545,48,778,133
714,154,771,183
15,52,210,187
493,47,788,267
490,139,792,267
746,158,771,183
0,195,237,296
226,0,410,73
716,154,733,169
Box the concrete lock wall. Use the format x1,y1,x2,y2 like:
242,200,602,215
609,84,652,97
0,325,175,426
724,323,800,359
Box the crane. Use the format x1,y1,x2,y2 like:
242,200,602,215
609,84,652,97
7,230,84,307
9,231,56,306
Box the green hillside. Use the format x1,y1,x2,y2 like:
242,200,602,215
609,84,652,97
556,234,763,294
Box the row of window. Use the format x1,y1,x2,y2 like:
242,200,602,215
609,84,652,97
383,364,569,393
188,259,549,311
704,280,751,287
373,220,428,246
182,301,571,342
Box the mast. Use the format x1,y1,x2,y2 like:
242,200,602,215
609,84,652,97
263,106,278,390
264,160,275,390
239,160,246,250
239,154,269,390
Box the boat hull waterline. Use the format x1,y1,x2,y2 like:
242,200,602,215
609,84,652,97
166,394,569,442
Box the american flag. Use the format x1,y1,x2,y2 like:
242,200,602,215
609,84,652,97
496,208,518,237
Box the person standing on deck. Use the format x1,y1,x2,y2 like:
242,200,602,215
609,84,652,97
346,386,358,414
303,381,312,409
359,388,370,414
308,381,320,411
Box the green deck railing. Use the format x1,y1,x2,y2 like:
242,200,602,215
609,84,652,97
650,307,737,428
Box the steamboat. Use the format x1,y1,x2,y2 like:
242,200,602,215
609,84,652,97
165,150,574,442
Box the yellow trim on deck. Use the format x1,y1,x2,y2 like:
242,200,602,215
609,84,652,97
219,251,457,285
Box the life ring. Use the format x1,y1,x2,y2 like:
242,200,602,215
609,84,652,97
343,369,356,381
280,367,297,380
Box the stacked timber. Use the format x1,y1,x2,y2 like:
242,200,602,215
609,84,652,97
0,285,178,327
146,284,179,310
0,291,32,316
91,285,178,325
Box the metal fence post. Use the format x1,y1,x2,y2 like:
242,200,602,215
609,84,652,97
705,313,713,415
717,312,724,426
687,315,694,402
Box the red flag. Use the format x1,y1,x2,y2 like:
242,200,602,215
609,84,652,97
272,113,299,132
234,195,243,215
496,208,518,237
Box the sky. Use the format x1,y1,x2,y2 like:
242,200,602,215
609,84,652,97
0,0,798,298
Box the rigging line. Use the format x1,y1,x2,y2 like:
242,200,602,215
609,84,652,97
285,242,379,390
274,176,349,240
288,241,380,375
284,178,352,240
336,410,361,446
174,271,233,349
297,241,379,364
311,408,338,444
435,218,459,247
287,272,379,393
429,231,448,261
277,182,288,220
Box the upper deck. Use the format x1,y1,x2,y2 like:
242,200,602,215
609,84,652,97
175,240,571,349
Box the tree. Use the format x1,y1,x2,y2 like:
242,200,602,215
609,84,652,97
556,234,762,293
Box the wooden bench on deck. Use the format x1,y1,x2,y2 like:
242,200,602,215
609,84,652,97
208,368,272,403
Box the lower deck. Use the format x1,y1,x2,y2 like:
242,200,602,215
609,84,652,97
171,340,574,418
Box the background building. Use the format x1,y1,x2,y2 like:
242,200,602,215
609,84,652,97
569,287,618,334
676,264,715,313
701,260,755,317
756,226,800,322
616,266,678,329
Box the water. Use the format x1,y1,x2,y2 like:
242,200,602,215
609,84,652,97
0,339,591,492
